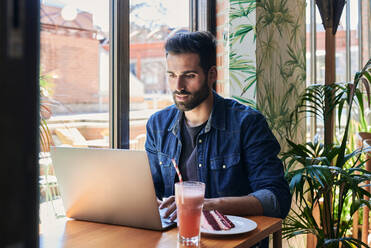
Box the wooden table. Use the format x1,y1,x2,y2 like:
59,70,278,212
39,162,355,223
40,216,282,248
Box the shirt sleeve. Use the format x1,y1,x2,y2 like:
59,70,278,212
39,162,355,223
249,189,281,218
242,111,292,219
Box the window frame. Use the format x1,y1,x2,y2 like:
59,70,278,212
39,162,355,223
190,0,216,35
111,0,130,149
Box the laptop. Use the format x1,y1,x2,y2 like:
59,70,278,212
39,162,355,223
50,146,176,231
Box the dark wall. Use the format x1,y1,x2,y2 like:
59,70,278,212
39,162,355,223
0,0,39,247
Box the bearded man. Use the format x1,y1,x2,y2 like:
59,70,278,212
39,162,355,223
144,32,291,237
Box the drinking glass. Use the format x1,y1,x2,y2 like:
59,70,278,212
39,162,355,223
175,181,205,246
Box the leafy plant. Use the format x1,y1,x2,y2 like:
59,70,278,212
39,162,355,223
256,0,294,37
254,0,305,146
282,59,371,247
258,78,299,142
40,73,54,152
229,0,257,106
232,95,256,109
229,51,256,96
230,0,256,44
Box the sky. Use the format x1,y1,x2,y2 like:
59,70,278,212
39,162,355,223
43,0,189,32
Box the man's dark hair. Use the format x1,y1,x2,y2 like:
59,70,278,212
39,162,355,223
165,31,216,73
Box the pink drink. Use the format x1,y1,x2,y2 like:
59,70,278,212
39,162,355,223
175,181,205,245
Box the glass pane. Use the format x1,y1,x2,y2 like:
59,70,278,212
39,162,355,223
305,0,311,86
129,0,190,150
39,0,110,224
315,5,325,87
349,0,359,76
334,1,360,82
305,0,312,140
315,4,325,140
335,6,347,83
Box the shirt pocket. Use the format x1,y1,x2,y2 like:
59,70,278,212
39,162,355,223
209,153,243,196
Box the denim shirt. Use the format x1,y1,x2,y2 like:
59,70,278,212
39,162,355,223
145,91,291,219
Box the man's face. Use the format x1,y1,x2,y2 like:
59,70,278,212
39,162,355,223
166,53,211,111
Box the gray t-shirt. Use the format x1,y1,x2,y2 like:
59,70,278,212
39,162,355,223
178,115,206,181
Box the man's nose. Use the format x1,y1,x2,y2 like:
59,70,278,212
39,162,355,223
175,76,185,91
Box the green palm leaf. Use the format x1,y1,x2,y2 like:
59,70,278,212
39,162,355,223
232,96,256,108
284,59,371,245
230,24,254,44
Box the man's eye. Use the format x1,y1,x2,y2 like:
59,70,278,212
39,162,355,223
184,74,196,79
167,74,176,78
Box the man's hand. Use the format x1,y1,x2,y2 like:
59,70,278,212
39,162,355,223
159,196,177,221
203,198,218,211
202,196,263,216
159,195,264,222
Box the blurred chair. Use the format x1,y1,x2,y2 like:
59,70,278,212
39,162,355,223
39,152,59,217
55,128,88,147
130,134,147,150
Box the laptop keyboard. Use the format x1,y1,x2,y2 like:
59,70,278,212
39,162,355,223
161,218,173,226
159,208,176,228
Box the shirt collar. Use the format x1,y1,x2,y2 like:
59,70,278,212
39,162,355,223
206,91,226,132
169,90,226,135
168,110,182,136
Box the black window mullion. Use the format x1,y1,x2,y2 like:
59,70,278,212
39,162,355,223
206,0,216,35
192,0,216,35
112,0,130,149
190,0,198,31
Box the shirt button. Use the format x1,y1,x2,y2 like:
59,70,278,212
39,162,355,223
159,161,163,165
199,164,202,168
199,139,202,143
222,165,226,169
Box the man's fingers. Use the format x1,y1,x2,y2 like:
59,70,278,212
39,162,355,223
158,196,177,220
164,202,177,218
169,211,177,221
159,195,175,209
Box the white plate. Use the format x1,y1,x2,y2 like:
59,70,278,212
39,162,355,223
201,215,257,235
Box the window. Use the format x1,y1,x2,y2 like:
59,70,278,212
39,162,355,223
305,0,370,140
335,0,361,83
128,0,190,150
39,0,211,225
39,0,110,223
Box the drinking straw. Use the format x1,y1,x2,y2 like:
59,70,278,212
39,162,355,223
171,158,183,182
172,158,184,204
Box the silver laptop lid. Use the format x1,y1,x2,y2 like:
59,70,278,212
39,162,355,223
50,147,167,230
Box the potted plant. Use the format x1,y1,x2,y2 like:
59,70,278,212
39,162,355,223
282,59,371,247
40,73,53,153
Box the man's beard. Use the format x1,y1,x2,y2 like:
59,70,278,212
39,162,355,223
172,81,210,111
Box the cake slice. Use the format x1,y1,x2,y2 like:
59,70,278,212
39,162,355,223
201,210,235,231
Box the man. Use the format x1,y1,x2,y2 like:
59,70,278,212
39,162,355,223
145,31,291,224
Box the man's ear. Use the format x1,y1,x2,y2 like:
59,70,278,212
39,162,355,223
207,66,217,86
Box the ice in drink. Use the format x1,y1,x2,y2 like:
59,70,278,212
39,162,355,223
175,181,205,246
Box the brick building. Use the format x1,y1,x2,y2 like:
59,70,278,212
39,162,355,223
40,4,103,114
